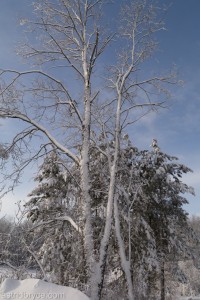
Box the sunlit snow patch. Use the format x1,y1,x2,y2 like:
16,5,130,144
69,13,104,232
0,278,90,300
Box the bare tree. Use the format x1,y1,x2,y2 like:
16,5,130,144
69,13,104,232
0,1,177,299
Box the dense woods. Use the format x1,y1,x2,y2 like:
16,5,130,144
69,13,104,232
0,143,199,299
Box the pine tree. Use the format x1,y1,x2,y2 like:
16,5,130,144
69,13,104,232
129,143,195,299
25,151,83,286
96,138,195,298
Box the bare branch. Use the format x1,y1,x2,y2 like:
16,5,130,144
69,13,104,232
0,111,79,164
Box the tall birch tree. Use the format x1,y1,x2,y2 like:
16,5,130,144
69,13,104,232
0,1,177,299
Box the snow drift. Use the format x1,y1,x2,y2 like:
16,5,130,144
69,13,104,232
0,278,90,300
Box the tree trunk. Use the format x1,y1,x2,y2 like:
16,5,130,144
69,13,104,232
80,91,97,292
81,37,96,292
92,92,123,300
114,196,134,300
92,164,117,300
160,260,165,300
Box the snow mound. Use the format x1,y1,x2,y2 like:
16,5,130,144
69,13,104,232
0,278,90,300
179,297,200,299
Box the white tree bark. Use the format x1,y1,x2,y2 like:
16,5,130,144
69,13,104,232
114,196,134,300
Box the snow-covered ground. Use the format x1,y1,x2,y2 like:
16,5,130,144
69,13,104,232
1,277,200,299
180,297,200,300
0,278,90,300
0,265,38,284
1,266,200,300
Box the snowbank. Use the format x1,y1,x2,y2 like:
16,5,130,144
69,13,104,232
180,297,200,299
0,278,90,300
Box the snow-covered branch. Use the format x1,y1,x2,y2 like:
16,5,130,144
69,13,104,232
30,216,82,235
0,110,79,164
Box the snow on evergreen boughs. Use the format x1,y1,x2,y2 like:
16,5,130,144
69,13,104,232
25,151,83,286
23,139,195,298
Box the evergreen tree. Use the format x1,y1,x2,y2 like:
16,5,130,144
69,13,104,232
25,151,84,286
127,141,195,299
92,137,195,298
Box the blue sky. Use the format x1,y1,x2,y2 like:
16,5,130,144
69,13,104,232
0,0,200,217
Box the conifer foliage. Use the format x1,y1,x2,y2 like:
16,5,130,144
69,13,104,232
25,151,83,286
25,141,195,299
